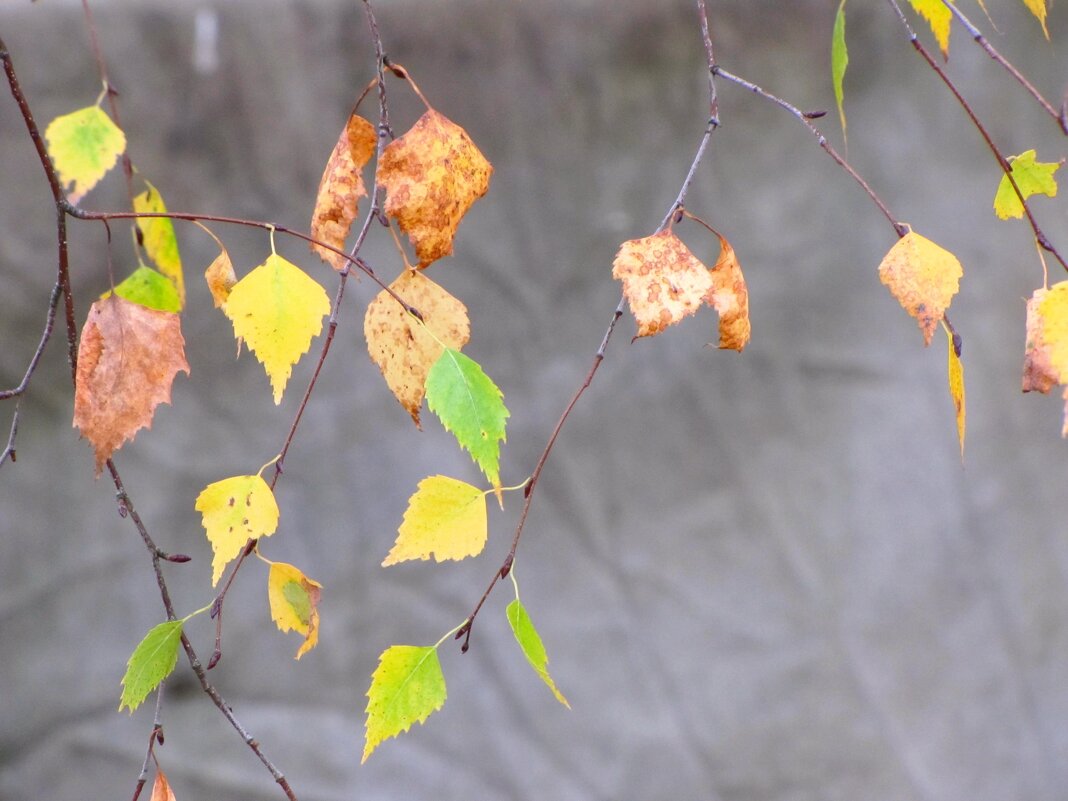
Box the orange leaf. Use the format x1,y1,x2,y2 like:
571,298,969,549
73,296,189,474
203,245,237,309
364,270,470,426
613,230,714,338
707,232,750,351
1022,288,1058,393
310,114,376,270
379,109,493,267
149,768,177,801
877,229,962,346
942,322,965,459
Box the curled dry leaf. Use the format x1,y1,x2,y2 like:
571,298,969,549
267,561,323,659
1022,282,1068,434
877,229,962,346
203,245,237,309
612,230,714,338
364,270,470,426
378,109,493,267
150,768,177,801
310,114,376,270
73,296,189,474
707,232,750,352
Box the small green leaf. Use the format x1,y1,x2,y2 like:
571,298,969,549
507,598,570,709
363,645,446,763
832,0,849,142
119,619,184,712
104,266,182,313
425,348,509,488
44,105,126,203
133,181,184,306
993,149,1060,220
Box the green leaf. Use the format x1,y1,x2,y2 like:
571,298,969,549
119,619,184,712
425,348,509,488
832,0,849,143
104,266,182,313
993,149,1061,220
507,598,570,709
44,105,126,204
133,181,184,306
363,645,446,763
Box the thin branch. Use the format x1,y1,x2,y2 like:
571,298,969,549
940,0,1065,133
885,0,1068,271
129,688,165,801
0,282,61,401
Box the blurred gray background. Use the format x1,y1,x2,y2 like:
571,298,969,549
3,1,1068,799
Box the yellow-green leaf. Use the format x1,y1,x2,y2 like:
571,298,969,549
363,645,446,763
194,474,280,585
45,105,126,203
507,598,570,709
119,619,183,712
942,322,965,460
384,475,487,566
267,561,322,659
877,228,963,346
1020,0,1050,39
832,0,849,142
909,0,952,58
223,254,331,404
993,149,1060,220
104,266,181,313
133,181,184,306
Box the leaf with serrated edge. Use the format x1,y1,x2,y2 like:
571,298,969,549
73,296,189,474
832,0,849,141
224,254,331,404
379,109,493,267
45,105,126,203
943,323,965,460
909,0,951,58
149,768,177,801
133,181,184,305
311,114,376,270
1021,0,1050,39
877,229,962,346
425,348,509,488
106,266,182,313
507,598,570,708
267,562,322,659
119,620,184,712
363,645,446,763
993,150,1060,220
195,475,279,585
384,475,487,565
365,270,470,427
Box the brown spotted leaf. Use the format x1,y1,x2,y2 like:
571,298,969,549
877,229,962,346
310,114,376,270
378,110,493,267
707,232,750,351
1022,282,1068,434
1023,288,1058,393
73,295,189,474
364,269,470,426
613,230,714,338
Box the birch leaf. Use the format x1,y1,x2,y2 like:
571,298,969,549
877,229,962,346
909,0,952,58
310,113,376,270
195,474,280,585
943,322,966,459
1020,0,1050,39
708,231,751,351
119,620,184,713
224,254,331,404
133,181,184,305
363,645,446,763
832,0,849,141
1021,283,1068,434
267,561,322,659
1023,287,1058,393
384,475,488,565
993,150,1060,220
204,245,237,309
44,105,126,203
507,598,570,709
108,266,181,314
149,768,177,801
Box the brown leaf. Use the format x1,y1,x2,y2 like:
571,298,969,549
364,270,470,426
612,230,714,338
1022,288,1058,393
149,768,177,801
877,229,962,346
378,110,493,267
707,232,750,351
310,114,377,270
73,295,189,474
203,245,237,309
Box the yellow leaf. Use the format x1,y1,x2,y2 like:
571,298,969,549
149,768,177,801
1020,0,1050,39
1021,283,1068,435
877,228,962,346
311,114,377,270
224,254,331,404
613,230,714,338
708,231,751,351
44,105,126,203
195,474,279,585
204,245,237,309
384,475,488,565
379,109,493,267
942,322,965,459
909,0,952,58
267,561,322,659
133,181,184,306
1023,287,1059,393
73,296,189,474
364,270,470,426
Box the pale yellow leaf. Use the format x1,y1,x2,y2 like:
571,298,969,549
195,474,279,585
877,228,962,346
384,475,488,565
